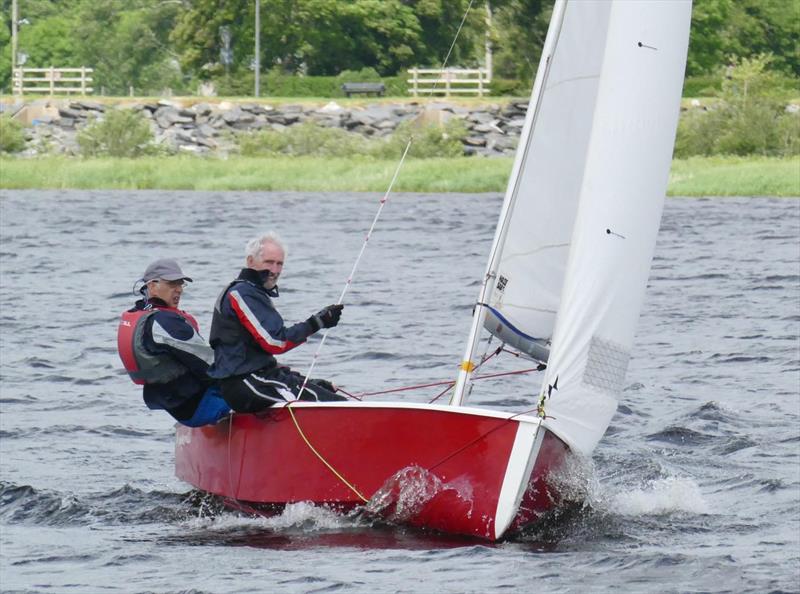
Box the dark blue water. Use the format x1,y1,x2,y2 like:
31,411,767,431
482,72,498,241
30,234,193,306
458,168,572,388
1,190,798,593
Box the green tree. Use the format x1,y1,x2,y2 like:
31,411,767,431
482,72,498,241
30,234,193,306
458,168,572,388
13,15,81,69
299,0,425,75
490,0,551,81
171,0,481,81
686,0,732,76
722,0,800,76
687,0,799,76
74,0,184,95
2,0,797,97
1,0,184,95
0,4,10,92
401,0,482,70
170,0,251,78
1,0,82,90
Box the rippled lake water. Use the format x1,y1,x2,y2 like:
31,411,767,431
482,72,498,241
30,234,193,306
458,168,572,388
1,190,798,594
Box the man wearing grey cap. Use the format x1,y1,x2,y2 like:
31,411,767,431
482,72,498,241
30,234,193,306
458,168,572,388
117,258,230,426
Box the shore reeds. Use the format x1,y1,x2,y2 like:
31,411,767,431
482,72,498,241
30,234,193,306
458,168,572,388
1,155,797,196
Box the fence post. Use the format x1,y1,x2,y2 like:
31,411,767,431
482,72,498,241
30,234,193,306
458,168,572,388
407,67,489,97
80,67,86,95
49,66,55,95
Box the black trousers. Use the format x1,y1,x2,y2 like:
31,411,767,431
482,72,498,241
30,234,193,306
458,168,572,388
220,366,345,413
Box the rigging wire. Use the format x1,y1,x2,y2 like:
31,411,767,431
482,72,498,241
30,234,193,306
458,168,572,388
280,1,482,503
297,139,412,399
426,405,542,472
333,344,545,404
336,364,540,401
297,0,477,397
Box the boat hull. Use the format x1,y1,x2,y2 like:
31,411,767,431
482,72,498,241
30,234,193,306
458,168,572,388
175,402,569,540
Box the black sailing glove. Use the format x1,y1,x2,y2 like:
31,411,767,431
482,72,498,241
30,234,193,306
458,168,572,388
306,303,344,332
313,378,337,393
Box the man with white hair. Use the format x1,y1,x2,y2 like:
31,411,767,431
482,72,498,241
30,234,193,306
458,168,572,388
208,232,345,412
117,258,230,426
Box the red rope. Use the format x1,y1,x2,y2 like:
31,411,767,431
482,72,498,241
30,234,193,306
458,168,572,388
336,366,540,401
427,384,454,404
427,406,542,471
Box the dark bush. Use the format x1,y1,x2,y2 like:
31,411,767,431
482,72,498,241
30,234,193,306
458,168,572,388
489,78,529,96
237,118,468,159
0,116,26,153
336,68,382,82
210,68,409,98
239,121,369,156
675,55,800,157
682,74,724,98
381,76,409,97
77,109,154,157
374,119,469,159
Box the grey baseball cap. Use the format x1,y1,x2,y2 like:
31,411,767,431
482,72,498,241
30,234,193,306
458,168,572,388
140,258,193,283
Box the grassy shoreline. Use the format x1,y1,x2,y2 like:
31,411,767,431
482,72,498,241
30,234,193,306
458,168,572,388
1,155,798,196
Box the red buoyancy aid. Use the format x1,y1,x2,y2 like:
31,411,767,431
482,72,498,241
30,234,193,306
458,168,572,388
117,305,201,385
177,309,199,332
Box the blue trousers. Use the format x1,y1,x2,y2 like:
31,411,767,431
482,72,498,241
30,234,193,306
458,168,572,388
179,386,230,427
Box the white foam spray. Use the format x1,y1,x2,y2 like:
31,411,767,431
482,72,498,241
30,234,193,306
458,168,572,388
610,476,709,516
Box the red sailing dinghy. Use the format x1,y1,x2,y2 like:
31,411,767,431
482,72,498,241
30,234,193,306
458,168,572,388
175,0,692,541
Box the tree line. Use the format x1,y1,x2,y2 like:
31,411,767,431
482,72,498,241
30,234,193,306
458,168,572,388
1,0,797,96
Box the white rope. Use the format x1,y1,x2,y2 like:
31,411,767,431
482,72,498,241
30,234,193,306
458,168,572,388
297,0,477,397
298,140,412,396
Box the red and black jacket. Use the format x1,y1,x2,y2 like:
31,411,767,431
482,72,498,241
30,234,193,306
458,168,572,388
208,268,317,379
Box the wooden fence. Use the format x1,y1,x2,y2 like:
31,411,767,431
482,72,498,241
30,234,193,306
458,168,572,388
407,68,490,97
12,67,94,96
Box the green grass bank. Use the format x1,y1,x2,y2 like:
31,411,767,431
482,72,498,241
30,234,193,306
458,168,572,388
1,155,798,196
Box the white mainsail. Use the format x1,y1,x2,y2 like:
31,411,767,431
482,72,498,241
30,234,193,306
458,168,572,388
453,0,692,457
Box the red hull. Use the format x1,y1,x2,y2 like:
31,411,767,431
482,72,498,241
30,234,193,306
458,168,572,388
175,402,569,540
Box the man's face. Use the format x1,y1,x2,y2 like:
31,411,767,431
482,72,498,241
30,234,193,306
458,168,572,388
147,278,185,308
248,241,285,290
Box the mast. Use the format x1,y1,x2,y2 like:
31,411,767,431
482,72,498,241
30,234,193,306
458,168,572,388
450,0,569,407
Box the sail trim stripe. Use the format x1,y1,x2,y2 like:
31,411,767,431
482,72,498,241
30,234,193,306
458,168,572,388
485,305,544,343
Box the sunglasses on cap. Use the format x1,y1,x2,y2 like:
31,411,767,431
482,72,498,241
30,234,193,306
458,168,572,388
154,279,187,288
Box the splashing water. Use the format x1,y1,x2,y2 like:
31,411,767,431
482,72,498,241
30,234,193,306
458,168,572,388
546,452,599,507
182,500,360,533
265,502,358,531
366,466,446,522
611,477,709,516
